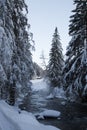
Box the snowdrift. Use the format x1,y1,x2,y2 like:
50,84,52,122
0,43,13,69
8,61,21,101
0,101,60,130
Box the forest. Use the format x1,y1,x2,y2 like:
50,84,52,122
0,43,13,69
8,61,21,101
0,0,87,130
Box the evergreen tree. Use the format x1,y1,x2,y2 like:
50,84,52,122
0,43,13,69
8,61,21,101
0,0,34,105
47,27,64,87
63,0,87,102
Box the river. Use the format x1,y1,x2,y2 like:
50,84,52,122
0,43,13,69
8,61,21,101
19,79,87,130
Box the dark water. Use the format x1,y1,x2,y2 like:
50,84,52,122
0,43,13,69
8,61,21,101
19,87,87,130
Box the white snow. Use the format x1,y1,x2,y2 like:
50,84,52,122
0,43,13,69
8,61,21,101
36,110,61,119
31,79,66,100
46,87,66,99
0,63,7,81
0,100,60,130
61,101,66,105
46,93,55,99
31,78,49,91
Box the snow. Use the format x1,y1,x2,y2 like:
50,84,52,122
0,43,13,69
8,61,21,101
0,64,7,81
31,78,49,91
46,93,55,99
31,79,66,100
61,101,66,105
46,87,66,99
0,100,60,130
0,27,5,47
36,110,61,119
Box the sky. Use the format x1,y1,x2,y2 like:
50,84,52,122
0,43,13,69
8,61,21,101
25,0,74,67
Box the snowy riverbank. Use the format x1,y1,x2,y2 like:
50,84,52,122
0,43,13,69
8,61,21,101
0,100,60,130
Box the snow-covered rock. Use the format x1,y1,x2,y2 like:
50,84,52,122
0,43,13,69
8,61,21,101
36,110,61,119
61,101,66,105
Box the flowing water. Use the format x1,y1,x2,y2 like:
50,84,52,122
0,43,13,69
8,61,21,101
19,79,87,130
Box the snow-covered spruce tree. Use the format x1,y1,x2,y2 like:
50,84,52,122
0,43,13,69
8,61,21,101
47,27,64,87
0,0,13,102
63,0,87,102
0,0,34,105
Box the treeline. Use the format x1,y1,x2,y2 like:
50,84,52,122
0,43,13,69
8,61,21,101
0,0,34,105
0,0,87,106
47,0,87,102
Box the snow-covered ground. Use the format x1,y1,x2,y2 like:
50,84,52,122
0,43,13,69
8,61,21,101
0,100,60,130
31,78,66,99
31,78,49,91
0,79,65,130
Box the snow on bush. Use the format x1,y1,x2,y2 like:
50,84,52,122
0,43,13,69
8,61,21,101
46,87,66,99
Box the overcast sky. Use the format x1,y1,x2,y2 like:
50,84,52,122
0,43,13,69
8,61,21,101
25,0,74,67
